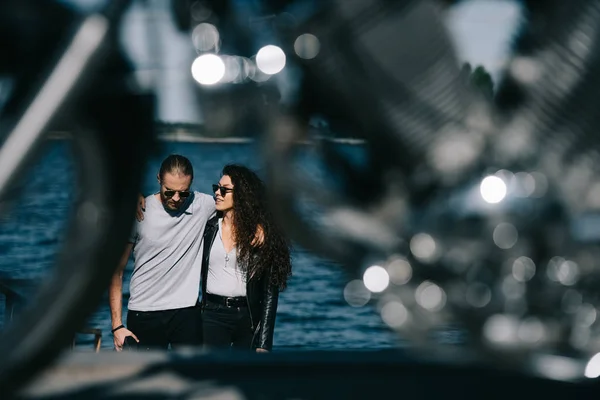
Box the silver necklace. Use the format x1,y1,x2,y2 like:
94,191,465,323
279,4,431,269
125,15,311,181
220,219,234,267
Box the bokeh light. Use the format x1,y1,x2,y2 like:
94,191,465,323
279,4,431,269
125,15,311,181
343,279,371,307
363,265,390,293
510,56,542,84
191,54,225,85
410,233,438,263
381,301,409,328
517,317,546,344
294,33,321,60
191,23,220,52
480,175,507,203
493,222,518,249
248,59,272,82
415,281,446,312
220,56,253,84
512,256,536,282
483,314,519,347
256,45,286,75
386,256,412,285
513,171,536,197
585,353,600,378
547,258,580,286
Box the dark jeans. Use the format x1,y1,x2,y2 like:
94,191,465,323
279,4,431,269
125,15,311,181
202,300,254,350
127,305,202,350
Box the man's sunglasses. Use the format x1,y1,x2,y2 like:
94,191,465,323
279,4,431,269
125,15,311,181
212,184,233,196
164,189,191,198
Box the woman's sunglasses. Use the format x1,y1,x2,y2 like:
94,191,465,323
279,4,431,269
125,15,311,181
212,184,233,196
164,189,191,198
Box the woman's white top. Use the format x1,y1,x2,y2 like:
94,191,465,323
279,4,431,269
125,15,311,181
206,218,247,297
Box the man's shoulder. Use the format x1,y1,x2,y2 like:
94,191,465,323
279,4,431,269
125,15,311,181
191,192,216,218
140,194,159,215
144,193,158,208
193,192,216,208
193,191,213,202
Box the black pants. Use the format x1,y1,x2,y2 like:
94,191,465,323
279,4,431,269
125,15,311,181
127,305,202,350
202,300,254,350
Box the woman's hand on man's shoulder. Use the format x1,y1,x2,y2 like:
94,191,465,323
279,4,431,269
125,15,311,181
136,193,146,222
251,225,265,247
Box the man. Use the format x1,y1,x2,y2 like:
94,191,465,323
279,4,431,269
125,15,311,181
109,154,215,351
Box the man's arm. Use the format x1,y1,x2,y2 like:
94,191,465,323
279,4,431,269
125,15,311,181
109,243,138,351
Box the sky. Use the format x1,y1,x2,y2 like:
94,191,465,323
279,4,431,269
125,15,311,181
57,0,524,123
445,0,523,83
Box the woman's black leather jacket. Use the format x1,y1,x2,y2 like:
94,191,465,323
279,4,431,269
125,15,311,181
200,216,280,351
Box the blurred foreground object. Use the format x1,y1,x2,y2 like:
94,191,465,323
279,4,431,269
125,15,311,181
0,0,154,395
18,350,598,399
263,0,600,381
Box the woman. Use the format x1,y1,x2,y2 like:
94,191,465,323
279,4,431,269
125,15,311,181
200,164,292,352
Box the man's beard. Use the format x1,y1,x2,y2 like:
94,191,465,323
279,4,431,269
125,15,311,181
161,193,182,210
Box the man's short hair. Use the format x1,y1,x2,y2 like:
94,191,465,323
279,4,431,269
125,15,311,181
159,154,194,181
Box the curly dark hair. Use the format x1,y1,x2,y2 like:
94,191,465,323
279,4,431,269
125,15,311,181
221,164,292,290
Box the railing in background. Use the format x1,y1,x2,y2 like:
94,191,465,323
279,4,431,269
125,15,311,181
0,279,22,325
0,278,102,352
73,328,102,353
